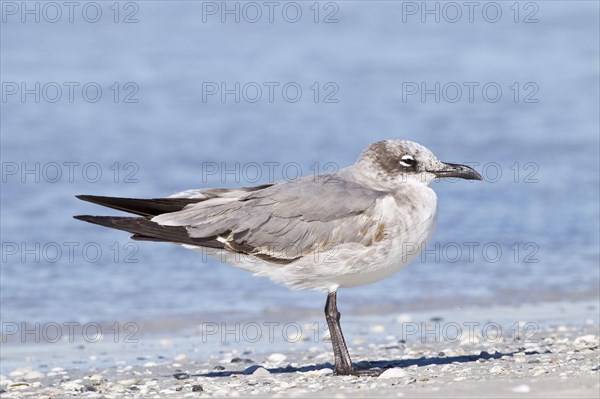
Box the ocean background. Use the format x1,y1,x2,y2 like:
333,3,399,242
1,1,598,332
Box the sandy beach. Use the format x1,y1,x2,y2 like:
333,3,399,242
2,299,598,398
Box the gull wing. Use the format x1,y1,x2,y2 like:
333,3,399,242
76,175,389,264
151,174,387,263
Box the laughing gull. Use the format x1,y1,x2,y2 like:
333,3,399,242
75,140,482,376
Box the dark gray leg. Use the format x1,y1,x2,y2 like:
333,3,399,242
324,290,354,375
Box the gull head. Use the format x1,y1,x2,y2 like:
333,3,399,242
355,140,482,187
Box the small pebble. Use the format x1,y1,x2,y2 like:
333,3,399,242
61,382,84,392
118,378,140,386
173,373,190,380
251,367,271,377
8,382,30,390
489,366,505,374
378,368,407,379
317,368,334,376
573,335,599,349
268,353,287,363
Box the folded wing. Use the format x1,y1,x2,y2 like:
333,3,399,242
76,177,385,264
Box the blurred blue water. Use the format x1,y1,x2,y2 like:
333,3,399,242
1,1,599,325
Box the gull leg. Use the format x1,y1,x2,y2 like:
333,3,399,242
324,290,354,375
324,290,383,376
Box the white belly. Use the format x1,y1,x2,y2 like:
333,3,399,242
329,188,438,288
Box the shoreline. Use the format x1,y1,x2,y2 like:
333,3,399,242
1,299,598,397
3,294,597,346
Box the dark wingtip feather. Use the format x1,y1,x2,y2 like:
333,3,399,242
73,215,224,249
73,215,126,227
73,214,94,222
76,194,107,203
75,195,204,216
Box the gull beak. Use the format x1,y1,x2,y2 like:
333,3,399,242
432,162,483,181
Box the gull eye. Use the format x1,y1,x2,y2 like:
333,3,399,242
400,155,415,168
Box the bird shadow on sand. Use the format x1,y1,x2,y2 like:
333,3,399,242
192,349,541,378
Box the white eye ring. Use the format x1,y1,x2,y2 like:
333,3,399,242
400,155,415,167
